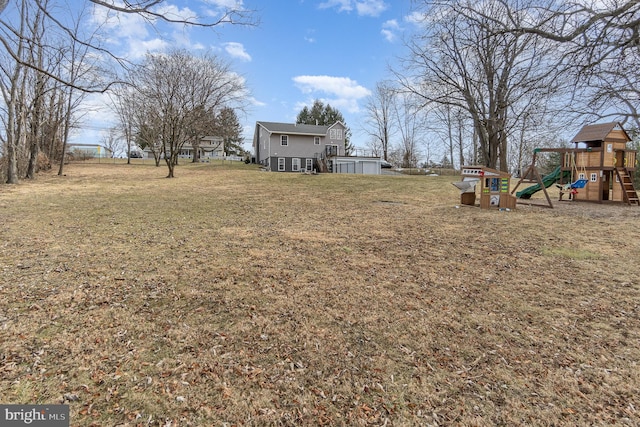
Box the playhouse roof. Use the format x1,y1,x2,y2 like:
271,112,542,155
571,122,631,144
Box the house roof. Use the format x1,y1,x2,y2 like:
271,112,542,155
257,121,332,136
201,135,223,141
68,143,108,148
571,122,631,143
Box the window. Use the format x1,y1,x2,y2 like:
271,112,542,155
314,137,320,145
590,173,597,182
329,128,343,140
278,158,285,171
578,173,586,180
281,135,288,146
292,158,300,172
306,158,313,171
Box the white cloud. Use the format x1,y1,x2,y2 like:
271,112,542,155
127,38,170,60
249,97,266,107
224,42,252,61
355,0,388,17
89,2,202,59
318,0,353,13
319,0,388,17
383,19,399,30
208,0,245,8
405,11,426,25
305,28,317,43
156,4,198,23
292,75,371,113
381,19,400,42
202,0,247,20
90,4,149,42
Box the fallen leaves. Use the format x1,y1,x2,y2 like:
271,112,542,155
2,164,640,425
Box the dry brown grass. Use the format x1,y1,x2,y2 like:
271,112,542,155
1,162,640,426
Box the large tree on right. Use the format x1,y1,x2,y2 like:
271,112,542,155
496,0,639,129
397,0,564,172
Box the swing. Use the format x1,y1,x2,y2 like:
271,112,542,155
557,152,588,200
570,152,588,189
570,178,588,189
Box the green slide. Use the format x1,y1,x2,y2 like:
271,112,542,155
516,166,570,199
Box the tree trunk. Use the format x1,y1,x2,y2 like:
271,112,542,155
165,156,175,178
446,107,454,170
457,115,465,168
26,79,45,179
26,139,39,179
5,131,19,184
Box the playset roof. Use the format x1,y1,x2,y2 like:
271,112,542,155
571,122,631,144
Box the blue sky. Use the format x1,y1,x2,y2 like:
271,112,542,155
72,0,417,152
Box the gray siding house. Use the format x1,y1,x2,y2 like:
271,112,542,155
253,121,348,172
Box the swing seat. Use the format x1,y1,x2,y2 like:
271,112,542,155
570,178,588,189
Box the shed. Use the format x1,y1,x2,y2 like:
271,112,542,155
330,156,382,174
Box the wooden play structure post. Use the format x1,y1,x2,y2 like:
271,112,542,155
453,166,516,209
511,122,639,207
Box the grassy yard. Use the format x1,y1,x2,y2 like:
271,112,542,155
1,162,640,426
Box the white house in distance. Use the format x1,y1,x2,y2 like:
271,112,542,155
252,121,382,174
67,143,113,158
178,136,225,160
142,136,225,160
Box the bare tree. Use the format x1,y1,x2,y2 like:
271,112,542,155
397,0,564,171
363,81,396,161
429,104,464,170
0,0,102,182
214,107,245,158
23,1,48,179
393,92,425,168
0,0,256,92
56,6,101,176
1,0,257,183
124,50,247,178
0,0,28,183
137,119,163,167
101,127,120,158
481,0,639,127
364,136,384,158
108,86,137,163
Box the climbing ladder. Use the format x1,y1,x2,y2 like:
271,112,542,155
615,168,639,205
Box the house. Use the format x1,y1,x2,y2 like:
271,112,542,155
67,143,113,159
177,136,225,160
253,121,381,174
143,136,225,161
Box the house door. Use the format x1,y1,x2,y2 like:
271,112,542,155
602,171,611,201
615,150,624,168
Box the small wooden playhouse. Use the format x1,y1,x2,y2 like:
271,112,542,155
453,166,517,209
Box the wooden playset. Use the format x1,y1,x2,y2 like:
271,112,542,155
511,122,638,208
452,166,517,209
